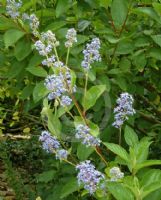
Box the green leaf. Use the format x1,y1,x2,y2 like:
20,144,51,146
136,160,161,171
14,38,32,61
104,142,129,162
33,81,48,103
4,29,25,48
135,137,152,164
60,178,79,198
99,0,111,8
21,85,34,100
134,7,161,23
107,182,134,200
56,0,73,18
151,35,161,47
47,110,62,137
116,40,134,55
82,85,106,111
153,3,161,15
142,182,161,198
149,48,161,60
0,16,15,30
26,66,47,77
45,21,66,32
111,0,128,28
77,143,94,161
133,53,147,72
140,169,161,188
124,125,138,147
36,170,56,183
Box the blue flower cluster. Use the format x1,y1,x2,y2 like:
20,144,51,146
109,167,124,182
44,72,73,106
75,124,101,147
112,92,135,128
65,28,77,48
39,131,68,160
33,27,77,105
76,160,104,194
81,38,101,70
6,0,22,19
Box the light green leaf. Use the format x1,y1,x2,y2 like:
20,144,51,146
104,142,129,162
111,0,128,28
124,125,138,147
151,35,161,47
140,169,161,188
136,160,161,171
142,182,161,198
153,3,161,15
0,16,15,30
82,85,106,111
60,178,79,198
47,110,62,136
26,66,47,77
136,137,152,164
107,182,134,200
4,29,25,48
33,81,48,103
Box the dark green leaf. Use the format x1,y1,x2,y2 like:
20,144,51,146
111,0,128,28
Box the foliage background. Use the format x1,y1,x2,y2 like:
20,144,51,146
0,0,161,199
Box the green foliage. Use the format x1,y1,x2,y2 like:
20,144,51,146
0,0,161,199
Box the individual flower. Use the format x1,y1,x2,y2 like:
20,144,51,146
65,28,77,47
29,14,39,36
75,124,101,147
112,92,135,128
39,131,60,153
34,40,52,56
60,95,72,107
53,61,64,68
56,149,68,160
109,167,124,182
81,38,101,70
76,160,104,194
22,13,29,20
41,30,59,47
42,55,56,67
6,0,22,19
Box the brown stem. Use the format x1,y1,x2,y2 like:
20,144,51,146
109,0,132,65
